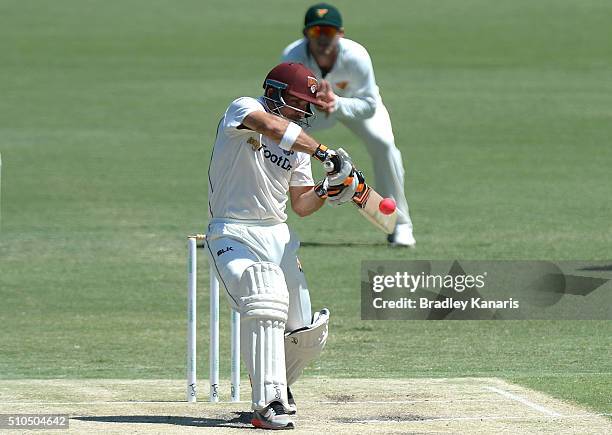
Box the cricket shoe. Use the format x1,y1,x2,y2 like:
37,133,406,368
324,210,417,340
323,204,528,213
251,401,295,430
387,223,416,247
287,387,297,415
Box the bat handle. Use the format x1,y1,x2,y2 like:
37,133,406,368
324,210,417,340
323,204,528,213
323,159,335,173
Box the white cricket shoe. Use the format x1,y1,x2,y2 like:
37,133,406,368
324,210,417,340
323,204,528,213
388,223,416,247
251,401,295,430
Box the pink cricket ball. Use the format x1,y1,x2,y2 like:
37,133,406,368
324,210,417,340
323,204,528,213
379,198,396,215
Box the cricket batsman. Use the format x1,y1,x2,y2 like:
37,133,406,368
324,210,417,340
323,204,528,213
206,62,363,429
282,3,416,247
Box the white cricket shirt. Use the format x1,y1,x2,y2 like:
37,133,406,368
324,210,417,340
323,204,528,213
282,38,380,121
208,97,314,223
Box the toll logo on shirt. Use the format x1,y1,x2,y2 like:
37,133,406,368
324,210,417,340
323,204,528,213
247,136,294,172
260,144,293,172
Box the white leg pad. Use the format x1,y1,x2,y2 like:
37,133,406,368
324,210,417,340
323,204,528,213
284,309,330,386
238,262,290,410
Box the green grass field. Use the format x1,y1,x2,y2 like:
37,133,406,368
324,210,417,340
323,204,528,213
1,0,610,419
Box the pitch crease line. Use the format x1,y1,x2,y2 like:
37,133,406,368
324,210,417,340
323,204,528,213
320,398,497,404
0,401,250,405
484,386,562,417
0,398,496,406
355,413,610,424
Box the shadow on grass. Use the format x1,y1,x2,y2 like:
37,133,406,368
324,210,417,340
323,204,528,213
197,240,392,248
300,241,389,248
579,264,612,271
73,412,252,428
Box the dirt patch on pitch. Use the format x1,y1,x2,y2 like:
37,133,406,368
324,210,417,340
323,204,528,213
0,378,609,434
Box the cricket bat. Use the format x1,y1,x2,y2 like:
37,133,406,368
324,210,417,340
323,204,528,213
352,184,397,234
323,160,397,234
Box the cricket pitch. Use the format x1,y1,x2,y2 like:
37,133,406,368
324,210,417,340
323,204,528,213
0,378,609,433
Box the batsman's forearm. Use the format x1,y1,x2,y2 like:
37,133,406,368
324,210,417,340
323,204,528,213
292,188,326,217
264,118,338,167
290,130,324,156
241,111,341,172
241,111,322,155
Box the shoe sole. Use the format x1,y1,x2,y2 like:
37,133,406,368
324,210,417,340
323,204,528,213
251,417,295,430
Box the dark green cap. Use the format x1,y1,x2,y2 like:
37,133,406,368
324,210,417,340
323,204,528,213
304,3,342,29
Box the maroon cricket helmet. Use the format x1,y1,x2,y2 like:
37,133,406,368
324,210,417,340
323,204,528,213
263,62,319,105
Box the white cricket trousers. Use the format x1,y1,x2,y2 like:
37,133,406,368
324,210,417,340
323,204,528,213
205,219,312,332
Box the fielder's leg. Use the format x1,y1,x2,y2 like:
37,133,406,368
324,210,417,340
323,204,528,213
342,99,415,246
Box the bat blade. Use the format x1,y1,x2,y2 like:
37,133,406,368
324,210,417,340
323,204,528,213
353,185,397,234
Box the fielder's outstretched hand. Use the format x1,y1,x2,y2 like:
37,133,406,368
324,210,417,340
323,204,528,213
315,80,336,116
